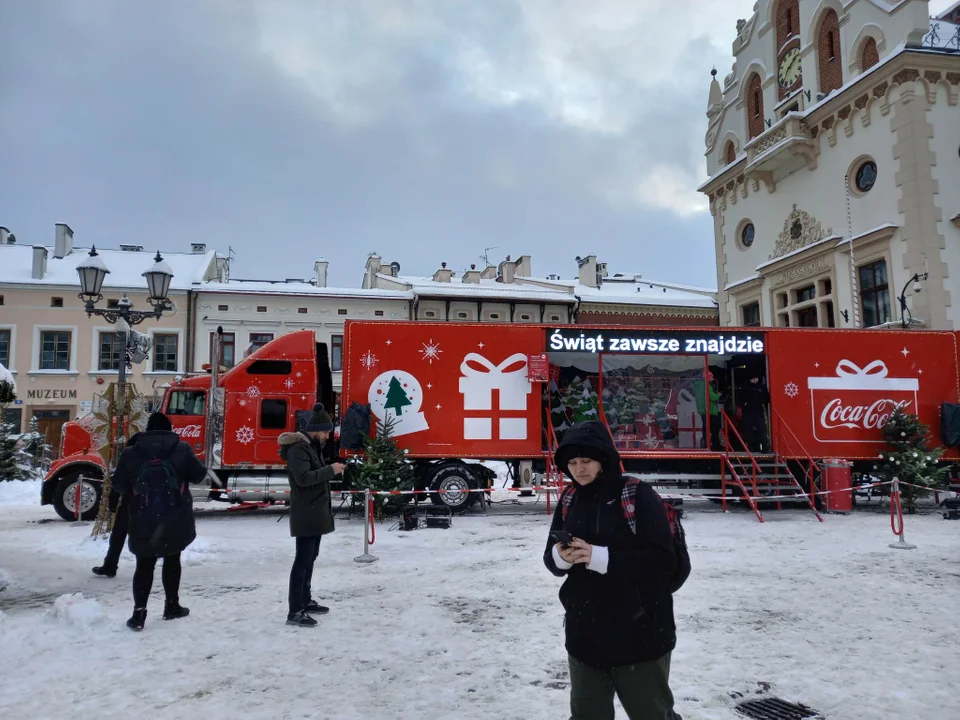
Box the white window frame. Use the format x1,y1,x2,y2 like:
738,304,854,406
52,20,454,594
0,324,16,373
89,325,123,375
147,327,185,375
31,325,79,374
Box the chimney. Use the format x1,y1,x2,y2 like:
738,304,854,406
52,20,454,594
32,246,48,280
119,244,144,252
576,254,599,288
514,255,532,278
0,227,10,245
191,242,207,254
433,261,453,283
314,258,329,287
498,255,516,284
480,264,497,280
462,263,481,284
362,253,382,289
53,223,74,259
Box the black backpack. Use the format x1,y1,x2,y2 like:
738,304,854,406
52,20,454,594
130,448,184,534
560,478,691,593
340,402,372,451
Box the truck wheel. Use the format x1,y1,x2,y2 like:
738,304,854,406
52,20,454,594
53,472,103,521
430,464,477,513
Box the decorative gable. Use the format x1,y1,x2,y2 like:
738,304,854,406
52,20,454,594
771,204,834,258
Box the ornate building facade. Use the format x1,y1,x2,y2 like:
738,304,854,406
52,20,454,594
699,0,960,330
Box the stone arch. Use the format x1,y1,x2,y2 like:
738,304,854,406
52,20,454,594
721,132,740,164
849,24,886,74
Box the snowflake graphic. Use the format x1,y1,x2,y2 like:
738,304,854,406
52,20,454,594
420,338,443,364
296,371,303,378
246,385,261,399
360,350,379,370
284,378,295,389
236,426,255,444
239,399,247,407
784,382,799,398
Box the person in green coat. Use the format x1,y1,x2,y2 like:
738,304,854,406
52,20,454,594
278,403,345,628
693,372,722,451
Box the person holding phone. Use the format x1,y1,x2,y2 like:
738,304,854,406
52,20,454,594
279,403,345,628
543,420,681,720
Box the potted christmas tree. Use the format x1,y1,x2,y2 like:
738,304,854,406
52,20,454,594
354,415,416,519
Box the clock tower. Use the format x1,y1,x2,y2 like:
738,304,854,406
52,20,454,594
775,0,802,100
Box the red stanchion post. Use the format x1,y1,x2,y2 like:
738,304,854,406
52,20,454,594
354,489,379,564
889,476,916,550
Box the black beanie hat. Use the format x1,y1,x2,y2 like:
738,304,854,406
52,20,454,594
146,412,173,432
304,403,334,433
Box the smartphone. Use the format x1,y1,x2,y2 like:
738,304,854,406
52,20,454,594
550,530,574,548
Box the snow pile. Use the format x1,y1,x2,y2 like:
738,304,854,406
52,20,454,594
46,593,104,628
0,567,9,593
0,478,41,506
0,362,15,390
0,609,6,624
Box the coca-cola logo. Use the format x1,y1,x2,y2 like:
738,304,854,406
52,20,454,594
819,398,911,431
174,424,202,438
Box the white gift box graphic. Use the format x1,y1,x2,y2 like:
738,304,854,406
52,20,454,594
459,352,531,440
807,359,918,443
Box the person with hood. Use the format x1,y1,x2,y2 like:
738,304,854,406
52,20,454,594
544,421,681,720
278,403,344,628
738,374,770,453
111,412,207,631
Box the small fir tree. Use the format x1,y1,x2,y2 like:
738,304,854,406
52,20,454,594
22,416,50,476
0,379,27,481
354,415,416,519
877,407,948,513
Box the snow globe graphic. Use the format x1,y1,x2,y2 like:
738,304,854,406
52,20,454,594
368,370,430,437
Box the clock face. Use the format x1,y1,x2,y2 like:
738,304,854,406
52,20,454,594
778,48,801,89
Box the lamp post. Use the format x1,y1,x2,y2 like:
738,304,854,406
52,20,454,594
898,272,928,330
76,246,174,463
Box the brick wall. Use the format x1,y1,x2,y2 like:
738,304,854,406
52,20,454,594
861,37,879,72
747,74,765,139
725,140,737,164
818,10,843,94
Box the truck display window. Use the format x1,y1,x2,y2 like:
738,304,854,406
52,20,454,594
167,390,206,416
246,359,292,375
332,335,343,372
260,399,288,430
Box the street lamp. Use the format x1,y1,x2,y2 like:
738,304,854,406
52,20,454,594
898,272,928,329
76,246,175,462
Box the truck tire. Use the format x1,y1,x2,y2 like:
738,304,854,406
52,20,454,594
53,470,103,521
429,464,477,513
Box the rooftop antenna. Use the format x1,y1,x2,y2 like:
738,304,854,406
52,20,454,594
224,245,236,282
481,246,499,268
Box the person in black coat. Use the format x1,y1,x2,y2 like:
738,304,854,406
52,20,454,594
91,435,142,579
544,421,681,720
111,412,207,631
738,374,770,453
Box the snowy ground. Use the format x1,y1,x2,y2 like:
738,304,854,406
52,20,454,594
1,477,959,720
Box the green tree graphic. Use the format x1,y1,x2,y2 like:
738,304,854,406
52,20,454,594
384,376,412,416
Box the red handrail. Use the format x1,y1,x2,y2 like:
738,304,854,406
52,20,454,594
721,409,762,492
772,407,821,502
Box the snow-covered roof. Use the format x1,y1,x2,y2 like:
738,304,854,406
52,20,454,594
379,273,578,303
0,243,218,291
199,279,413,300
514,276,718,309
922,15,960,51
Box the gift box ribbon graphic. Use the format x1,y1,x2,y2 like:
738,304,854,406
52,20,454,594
459,353,531,411
806,359,919,392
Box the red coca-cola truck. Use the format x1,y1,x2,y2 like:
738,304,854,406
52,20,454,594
41,329,336,520
42,320,960,521
337,320,960,513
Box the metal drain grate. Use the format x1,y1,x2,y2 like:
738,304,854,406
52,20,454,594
735,697,821,719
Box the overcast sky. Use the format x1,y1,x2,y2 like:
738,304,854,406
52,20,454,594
1,1,952,289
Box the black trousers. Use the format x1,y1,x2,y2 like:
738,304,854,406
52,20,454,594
101,504,129,572
700,414,721,451
568,653,681,720
288,536,322,617
742,410,769,453
132,553,182,608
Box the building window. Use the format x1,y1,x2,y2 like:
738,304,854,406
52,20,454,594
331,334,343,372
338,309,347,315
98,331,123,371
0,329,10,367
817,9,843,94
218,304,228,311
256,306,267,313
520,314,531,321
859,260,891,327
40,331,71,370
298,307,308,314
725,140,737,164
489,313,500,320
775,275,836,328
260,399,288,430
51,297,63,308
248,333,274,353
747,74,765,139
551,315,561,321
740,222,755,248
741,302,761,327
375,310,384,317
153,333,179,372
794,285,816,303
212,332,236,368
424,311,436,318
456,311,468,319
855,160,877,193
796,306,818,327
0,295,4,305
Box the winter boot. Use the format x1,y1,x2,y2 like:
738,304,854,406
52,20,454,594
126,608,147,631
286,610,318,628
92,566,116,578
163,601,190,621
303,600,329,615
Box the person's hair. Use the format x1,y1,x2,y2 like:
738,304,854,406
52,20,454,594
146,412,172,432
